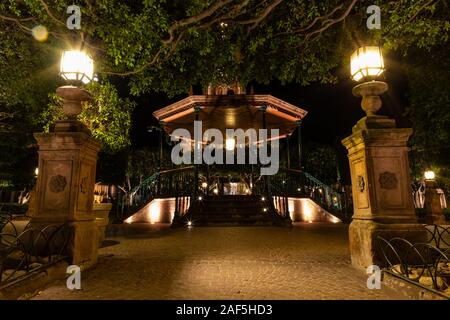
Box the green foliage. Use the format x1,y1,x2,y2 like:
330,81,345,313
42,82,136,153
0,28,58,187
2,1,448,96
405,42,450,188
1,0,449,188
303,143,337,185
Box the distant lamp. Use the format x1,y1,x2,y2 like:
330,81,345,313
60,50,94,84
424,170,435,181
201,182,208,189
56,50,94,121
225,138,235,151
350,46,388,117
34,167,39,176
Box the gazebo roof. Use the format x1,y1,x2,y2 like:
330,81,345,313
153,94,308,139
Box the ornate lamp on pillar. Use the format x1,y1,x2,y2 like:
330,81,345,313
30,49,101,268
342,46,426,268
424,170,445,224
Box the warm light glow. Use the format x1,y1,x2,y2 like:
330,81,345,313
261,197,265,201
263,208,267,212
297,188,301,192
148,203,160,224
201,182,208,188
302,200,313,222
34,167,39,176
198,196,203,200
225,138,236,151
350,46,385,81
331,216,341,224
245,189,250,194
187,221,192,227
31,25,48,42
424,170,436,180
60,50,94,84
213,188,219,194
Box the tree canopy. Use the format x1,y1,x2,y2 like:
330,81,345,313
0,0,449,187
1,1,448,94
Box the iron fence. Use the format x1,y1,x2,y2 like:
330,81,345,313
377,235,450,298
0,214,72,287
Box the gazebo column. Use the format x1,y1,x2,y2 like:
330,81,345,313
286,135,291,169
193,106,200,198
260,105,270,194
157,121,164,195
206,165,210,196
296,120,303,170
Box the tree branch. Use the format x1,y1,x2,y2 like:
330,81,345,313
163,0,235,44
406,0,437,24
38,0,66,27
235,0,283,30
302,0,358,42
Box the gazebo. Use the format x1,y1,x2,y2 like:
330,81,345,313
125,84,344,226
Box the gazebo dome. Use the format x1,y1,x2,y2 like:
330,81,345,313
153,87,307,141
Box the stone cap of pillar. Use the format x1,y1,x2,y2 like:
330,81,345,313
352,115,396,132
51,120,91,134
34,130,101,154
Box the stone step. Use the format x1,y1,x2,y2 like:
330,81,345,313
198,214,272,220
189,195,276,226
199,209,267,215
191,221,275,227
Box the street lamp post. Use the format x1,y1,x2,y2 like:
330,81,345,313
30,49,102,268
341,45,426,268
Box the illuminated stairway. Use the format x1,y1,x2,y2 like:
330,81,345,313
188,195,276,226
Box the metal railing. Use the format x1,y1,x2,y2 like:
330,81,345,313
117,165,349,223
377,235,450,298
117,166,195,219
0,214,72,287
272,168,350,221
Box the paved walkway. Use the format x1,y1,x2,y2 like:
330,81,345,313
33,223,405,300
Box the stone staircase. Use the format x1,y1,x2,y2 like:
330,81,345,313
190,195,276,226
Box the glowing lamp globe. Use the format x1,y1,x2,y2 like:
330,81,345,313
424,170,435,181
350,46,385,82
60,50,94,84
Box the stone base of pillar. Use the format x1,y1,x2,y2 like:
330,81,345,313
70,220,99,269
349,219,427,268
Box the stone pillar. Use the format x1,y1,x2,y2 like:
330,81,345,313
30,86,101,269
424,179,445,225
342,82,426,268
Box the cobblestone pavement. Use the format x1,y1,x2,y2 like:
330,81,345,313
33,223,406,300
